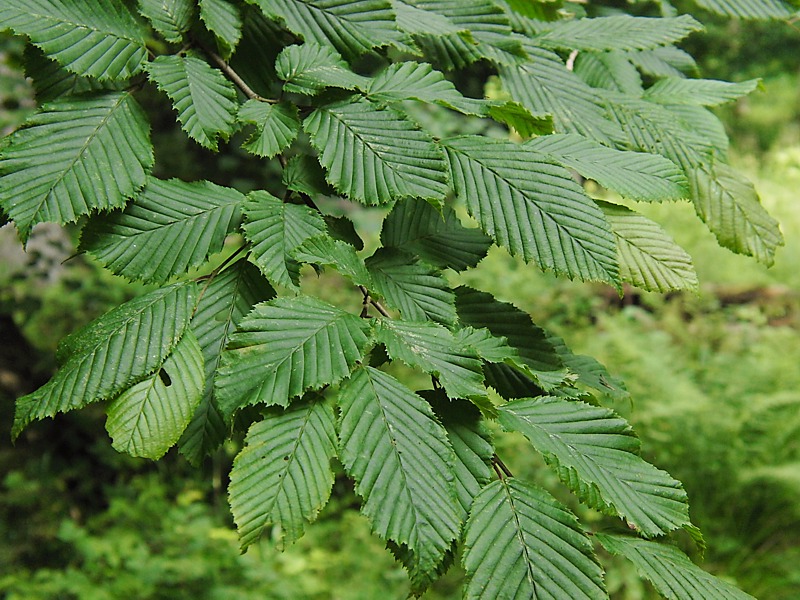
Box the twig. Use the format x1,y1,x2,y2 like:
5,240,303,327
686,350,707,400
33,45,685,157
359,285,392,318
200,44,273,103
492,454,514,479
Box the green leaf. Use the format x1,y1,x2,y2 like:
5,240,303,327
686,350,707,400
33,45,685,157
533,15,702,52
238,100,300,158
337,366,460,575
546,333,629,401
392,0,470,36
180,259,275,465
574,51,644,95
366,61,484,115
604,95,714,169
644,78,760,106
216,296,372,418
500,46,625,146
442,136,619,285
526,133,688,203
597,534,756,600
275,43,369,95
23,46,123,103
304,97,448,206
106,329,204,459
0,92,153,240
199,0,243,57
486,100,555,137
598,201,698,293
381,198,491,271
282,154,334,197
463,478,607,600
409,0,526,69
81,178,244,284
498,396,692,537
242,191,327,289
324,215,364,250
366,248,457,325
0,0,147,80
146,53,238,151
229,398,337,550
689,0,794,19
13,283,195,438
688,162,784,266
426,394,494,518
292,234,373,288
251,0,405,60
376,318,486,399
139,0,195,43
454,286,566,388
629,47,697,78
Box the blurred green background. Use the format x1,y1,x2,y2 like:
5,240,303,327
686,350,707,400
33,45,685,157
2,14,800,599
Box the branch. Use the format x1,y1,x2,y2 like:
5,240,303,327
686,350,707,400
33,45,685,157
492,454,514,480
359,285,392,318
200,43,274,103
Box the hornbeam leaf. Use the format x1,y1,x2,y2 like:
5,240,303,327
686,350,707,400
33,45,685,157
454,286,567,388
304,97,448,205
199,0,243,57
0,92,152,240
275,44,369,95
409,0,526,69
215,296,372,418
139,0,195,43
426,393,494,518
180,259,275,465
251,0,405,60
688,162,783,266
13,283,195,438
0,0,147,80
644,77,760,107
242,191,327,289
574,51,644,95
81,178,244,284
337,366,461,574
533,15,703,52
598,201,698,293
293,234,373,288
597,534,756,599
229,398,337,550
463,478,607,600
690,0,794,19
106,329,204,459
366,248,457,325
498,396,692,537
282,154,334,197
500,46,625,146
146,54,238,151
392,0,471,36
365,61,485,115
628,47,697,78
376,318,486,399
23,47,124,103
546,333,629,401
526,133,688,203
442,136,620,285
238,100,300,158
380,198,492,271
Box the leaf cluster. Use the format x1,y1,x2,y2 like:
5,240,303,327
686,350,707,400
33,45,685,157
0,0,785,596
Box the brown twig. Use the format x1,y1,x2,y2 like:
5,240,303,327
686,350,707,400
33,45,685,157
492,454,514,479
200,44,273,103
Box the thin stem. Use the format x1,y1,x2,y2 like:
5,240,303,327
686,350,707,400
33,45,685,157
492,454,514,479
359,285,392,318
200,44,273,103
